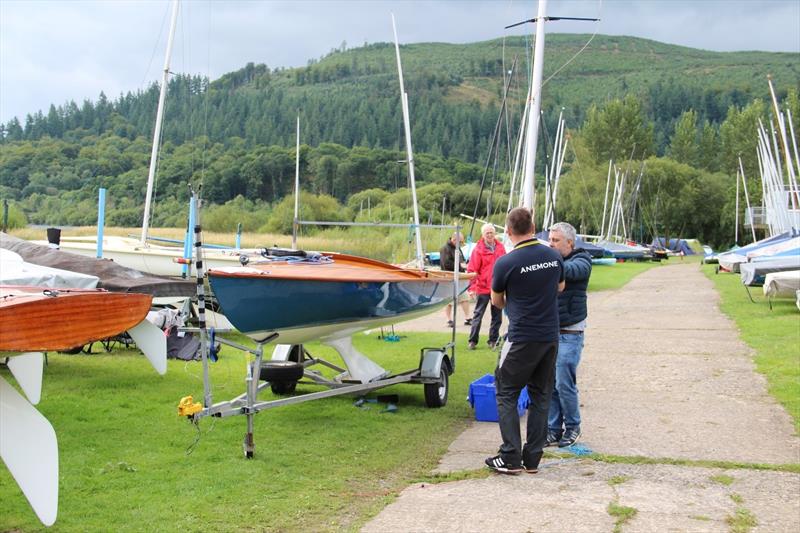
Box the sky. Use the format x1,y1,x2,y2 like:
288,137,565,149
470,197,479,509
1,0,798,124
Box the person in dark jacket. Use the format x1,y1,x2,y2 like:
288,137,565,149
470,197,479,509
467,223,506,349
440,232,471,327
546,222,592,448
485,207,564,475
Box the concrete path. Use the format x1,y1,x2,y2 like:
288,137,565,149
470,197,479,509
363,263,800,532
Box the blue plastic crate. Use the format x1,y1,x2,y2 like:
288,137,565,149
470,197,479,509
467,374,530,422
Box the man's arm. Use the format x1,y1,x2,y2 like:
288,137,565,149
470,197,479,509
558,280,565,292
491,290,506,309
564,253,592,282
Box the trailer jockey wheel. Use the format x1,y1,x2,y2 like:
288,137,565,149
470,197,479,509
424,364,449,408
259,361,304,394
269,380,297,394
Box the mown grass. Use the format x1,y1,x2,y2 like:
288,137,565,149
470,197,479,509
583,452,800,474
0,332,500,532
701,265,800,433
588,260,661,292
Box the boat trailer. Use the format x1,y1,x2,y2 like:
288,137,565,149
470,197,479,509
177,188,458,458
178,329,455,458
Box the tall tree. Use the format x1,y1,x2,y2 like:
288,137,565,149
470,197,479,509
581,95,655,164
668,110,698,167
718,99,767,178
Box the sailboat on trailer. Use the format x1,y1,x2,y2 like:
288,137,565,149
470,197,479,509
204,16,468,378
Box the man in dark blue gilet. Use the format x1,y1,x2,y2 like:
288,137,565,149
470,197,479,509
484,207,564,475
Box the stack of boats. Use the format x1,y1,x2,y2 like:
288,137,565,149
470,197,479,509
717,232,800,300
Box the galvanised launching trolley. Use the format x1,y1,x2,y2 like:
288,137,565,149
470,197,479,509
178,193,470,458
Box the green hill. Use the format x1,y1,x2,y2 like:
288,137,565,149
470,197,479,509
4,34,797,159
1,34,797,249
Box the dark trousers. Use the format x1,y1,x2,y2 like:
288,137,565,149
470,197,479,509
495,339,558,467
469,293,502,345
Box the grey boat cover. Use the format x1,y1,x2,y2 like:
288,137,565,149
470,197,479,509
763,271,800,298
739,256,800,286
0,232,195,297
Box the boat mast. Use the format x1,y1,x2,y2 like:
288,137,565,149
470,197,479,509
767,76,798,212
738,157,758,243
141,0,180,244
392,14,424,268
600,160,612,239
521,0,547,211
292,114,300,249
735,167,740,245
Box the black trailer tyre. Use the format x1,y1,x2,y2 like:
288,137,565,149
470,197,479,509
424,365,449,408
259,360,304,382
269,380,297,395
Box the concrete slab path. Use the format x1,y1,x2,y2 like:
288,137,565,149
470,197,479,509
363,263,800,532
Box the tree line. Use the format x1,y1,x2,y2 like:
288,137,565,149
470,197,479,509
3,87,797,250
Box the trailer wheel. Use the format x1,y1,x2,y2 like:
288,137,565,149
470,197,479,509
269,380,297,395
260,361,304,383
424,365,449,408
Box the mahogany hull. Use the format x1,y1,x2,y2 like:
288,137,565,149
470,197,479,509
0,286,152,351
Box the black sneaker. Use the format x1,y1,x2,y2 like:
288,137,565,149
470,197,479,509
446,320,454,328
487,341,497,350
523,450,542,473
545,431,561,447
464,318,472,326
558,427,581,448
485,455,522,475
523,463,539,474
468,342,477,350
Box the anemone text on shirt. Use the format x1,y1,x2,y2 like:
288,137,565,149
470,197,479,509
520,260,560,274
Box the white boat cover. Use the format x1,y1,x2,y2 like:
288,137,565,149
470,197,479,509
763,270,800,298
0,248,99,288
718,232,791,272
747,236,800,260
740,256,800,286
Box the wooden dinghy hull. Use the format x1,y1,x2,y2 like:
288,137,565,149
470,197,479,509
0,286,152,352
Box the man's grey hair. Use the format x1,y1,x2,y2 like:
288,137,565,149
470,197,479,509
481,223,496,234
549,222,577,243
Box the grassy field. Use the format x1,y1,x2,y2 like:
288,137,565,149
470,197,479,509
1,333,499,532
702,265,800,433
0,245,658,531
588,260,660,291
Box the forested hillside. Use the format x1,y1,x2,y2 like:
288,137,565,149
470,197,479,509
1,34,798,248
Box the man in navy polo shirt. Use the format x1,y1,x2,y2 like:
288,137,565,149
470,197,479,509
484,207,564,475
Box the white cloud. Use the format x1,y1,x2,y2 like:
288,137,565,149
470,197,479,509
1,0,798,123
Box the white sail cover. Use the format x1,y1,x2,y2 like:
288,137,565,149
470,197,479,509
0,248,99,288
